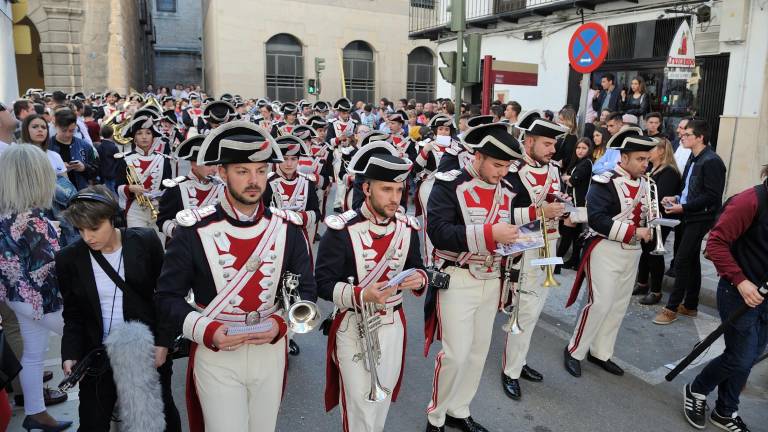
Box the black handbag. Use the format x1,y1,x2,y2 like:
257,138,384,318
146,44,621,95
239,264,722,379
0,328,22,389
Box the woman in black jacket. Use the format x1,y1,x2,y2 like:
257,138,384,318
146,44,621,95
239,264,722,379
633,138,682,304
553,107,578,170
56,185,181,431
556,138,594,271
621,76,651,119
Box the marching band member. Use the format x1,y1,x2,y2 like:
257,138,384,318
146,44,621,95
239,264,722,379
327,98,358,211
345,136,398,213
271,102,300,137
563,127,655,378
293,124,334,218
298,100,313,125
413,114,462,265
115,115,172,241
424,123,522,432
156,135,224,239
316,144,427,432
500,109,568,401
252,102,277,131
197,100,238,135
386,110,416,162
263,134,321,250
156,121,317,432
181,92,204,134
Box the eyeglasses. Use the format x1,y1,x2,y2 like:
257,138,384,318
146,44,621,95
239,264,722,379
681,133,696,138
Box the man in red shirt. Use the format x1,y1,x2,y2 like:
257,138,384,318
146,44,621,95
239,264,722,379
681,167,767,432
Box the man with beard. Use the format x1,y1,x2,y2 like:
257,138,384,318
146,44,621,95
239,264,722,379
424,122,522,432
500,110,569,401
156,121,317,432
156,135,224,239
564,127,655,378
316,144,427,432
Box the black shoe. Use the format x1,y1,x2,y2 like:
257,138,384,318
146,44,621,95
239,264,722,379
501,374,521,400
587,353,624,376
445,415,489,432
21,416,73,432
639,292,662,305
425,422,445,432
520,365,543,382
710,409,750,432
683,384,707,429
632,283,649,295
288,339,300,356
563,348,581,377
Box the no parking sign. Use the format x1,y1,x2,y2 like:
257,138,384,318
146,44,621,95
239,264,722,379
568,22,609,74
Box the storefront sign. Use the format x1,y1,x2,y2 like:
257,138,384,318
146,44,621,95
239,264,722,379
491,61,538,86
666,21,696,80
568,22,609,74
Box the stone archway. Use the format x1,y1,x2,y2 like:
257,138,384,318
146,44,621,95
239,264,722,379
22,0,84,93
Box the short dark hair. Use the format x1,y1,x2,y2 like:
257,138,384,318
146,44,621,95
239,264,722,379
646,111,662,122
491,105,504,117
13,100,31,116
54,108,77,128
83,105,93,117
686,119,710,145
33,103,45,115
602,73,615,83
100,124,114,139
52,91,67,103
506,101,522,115
61,185,119,230
606,111,623,123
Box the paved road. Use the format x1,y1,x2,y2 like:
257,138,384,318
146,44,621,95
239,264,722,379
9,196,767,431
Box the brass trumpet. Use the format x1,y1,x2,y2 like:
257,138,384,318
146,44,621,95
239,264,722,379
125,163,159,221
350,277,391,403
539,206,560,287
279,272,321,334
500,258,525,334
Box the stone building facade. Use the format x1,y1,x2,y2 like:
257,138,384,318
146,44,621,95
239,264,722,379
152,0,202,87
201,0,438,103
10,0,154,96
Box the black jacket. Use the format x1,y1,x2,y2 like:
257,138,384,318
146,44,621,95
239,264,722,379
678,146,726,223
621,93,650,118
96,139,120,181
566,157,593,206
57,228,174,362
592,88,620,113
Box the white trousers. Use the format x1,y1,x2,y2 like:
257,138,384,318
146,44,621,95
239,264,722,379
194,337,287,432
426,267,500,427
417,177,436,267
502,240,557,379
334,308,405,432
567,240,641,360
126,203,164,244
7,302,64,415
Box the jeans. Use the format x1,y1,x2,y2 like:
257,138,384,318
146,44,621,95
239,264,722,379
665,220,712,311
6,302,64,416
691,279,768,416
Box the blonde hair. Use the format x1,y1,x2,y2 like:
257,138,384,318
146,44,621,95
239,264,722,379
653,137,680,176
0,145,56,214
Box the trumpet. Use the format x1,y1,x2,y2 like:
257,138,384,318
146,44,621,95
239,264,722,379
279,272,321,334
500,257,524,334
125,163,159,221
539,206,560,287
645,175,667,255
350,277,391,403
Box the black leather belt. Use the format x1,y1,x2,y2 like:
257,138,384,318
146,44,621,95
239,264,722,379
442,261,470,270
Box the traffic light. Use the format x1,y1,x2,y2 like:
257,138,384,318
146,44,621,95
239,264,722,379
308,79,317,95
314,57,326,74
439,51,458,84
463,33,482,84
447,0,466,32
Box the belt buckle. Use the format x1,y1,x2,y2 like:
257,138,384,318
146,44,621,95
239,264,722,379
245,311,261,326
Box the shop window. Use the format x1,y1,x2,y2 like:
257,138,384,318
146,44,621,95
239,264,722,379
343,41,375,104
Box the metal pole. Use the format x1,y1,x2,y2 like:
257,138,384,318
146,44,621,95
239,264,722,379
577,72,591,137
481,55,493,115
455,29,463,126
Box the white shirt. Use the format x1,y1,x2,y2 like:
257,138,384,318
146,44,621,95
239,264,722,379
90,248,125,342
0,140,8,155
46,150,67,175
674,146,692,173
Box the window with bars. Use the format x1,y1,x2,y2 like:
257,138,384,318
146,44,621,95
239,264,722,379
266,34,304,102
156,0,176,13
407,47,435,103
343,41,375,104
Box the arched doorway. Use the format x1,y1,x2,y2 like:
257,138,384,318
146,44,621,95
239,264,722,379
14,16,45,94
265,33,304,101
407,47,435,103
342,41,375,104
